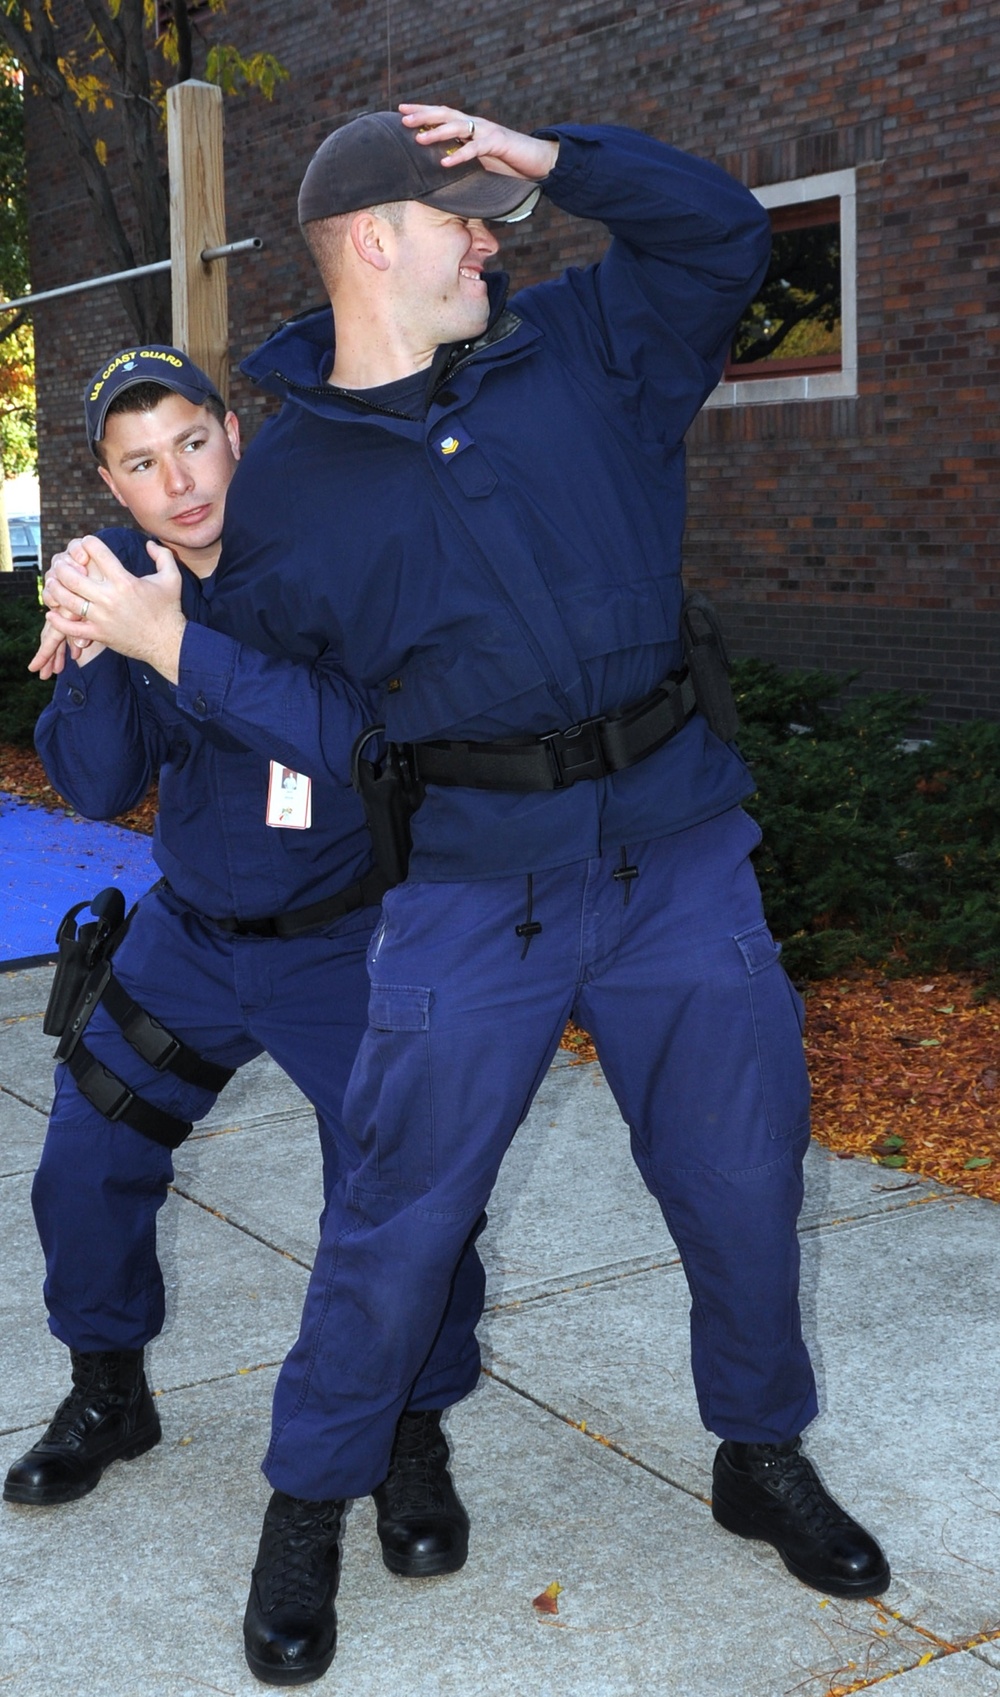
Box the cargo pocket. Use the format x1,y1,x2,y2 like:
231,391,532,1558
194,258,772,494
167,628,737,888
734,922,810,1141
348,982,436,1196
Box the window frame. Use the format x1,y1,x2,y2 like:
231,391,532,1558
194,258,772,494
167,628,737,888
706,166,858,408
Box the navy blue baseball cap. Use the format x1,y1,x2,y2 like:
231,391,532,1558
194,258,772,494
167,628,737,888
84,345,224,456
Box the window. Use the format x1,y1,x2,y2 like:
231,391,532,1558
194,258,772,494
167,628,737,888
706,167,857,407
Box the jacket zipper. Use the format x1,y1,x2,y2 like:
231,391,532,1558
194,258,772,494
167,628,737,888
269,311,524,421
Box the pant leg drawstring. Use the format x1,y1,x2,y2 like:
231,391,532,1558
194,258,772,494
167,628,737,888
514,874,543,959
612,845,639,906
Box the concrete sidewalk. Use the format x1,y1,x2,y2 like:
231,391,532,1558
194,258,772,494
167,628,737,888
2,960,998,1697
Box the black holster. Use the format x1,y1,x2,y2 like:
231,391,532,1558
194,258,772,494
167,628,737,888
681,592,740,742
43,888,129,1041
351,727,426,889
44,884,233,1149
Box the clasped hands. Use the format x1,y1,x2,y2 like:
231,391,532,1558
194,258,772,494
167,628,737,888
31,536,188,686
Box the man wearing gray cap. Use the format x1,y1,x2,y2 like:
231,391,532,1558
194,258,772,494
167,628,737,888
211,102,890,1685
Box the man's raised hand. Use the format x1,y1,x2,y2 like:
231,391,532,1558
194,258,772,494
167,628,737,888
398,103,559,184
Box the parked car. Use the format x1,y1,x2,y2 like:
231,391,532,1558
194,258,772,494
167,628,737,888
7,514,40,572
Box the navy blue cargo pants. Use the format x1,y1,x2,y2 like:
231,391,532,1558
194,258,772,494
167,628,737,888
31,880,486,1398
263,806,818,1501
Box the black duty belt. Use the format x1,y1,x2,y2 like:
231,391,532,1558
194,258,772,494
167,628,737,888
66,1040,194,1151
210,866,388,940
404,670,697,793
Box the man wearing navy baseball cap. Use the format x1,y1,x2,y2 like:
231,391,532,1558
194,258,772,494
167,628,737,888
79,346,235,574
7,349,480,1572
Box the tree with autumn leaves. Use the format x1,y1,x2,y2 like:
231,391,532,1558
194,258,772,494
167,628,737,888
0,1,285,345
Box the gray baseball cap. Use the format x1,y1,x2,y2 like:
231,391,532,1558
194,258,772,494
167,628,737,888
298,111,541,226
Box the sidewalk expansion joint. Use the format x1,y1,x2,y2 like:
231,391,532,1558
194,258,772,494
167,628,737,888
149,1360,285,1398
1,1360,286,1438
798,1196,958,1243
804,1620,1000,1693
0,1082,47,1115
187,1107,316,1141
485,1253,684,1314
167,1183,314,1270
482,1365,710,1505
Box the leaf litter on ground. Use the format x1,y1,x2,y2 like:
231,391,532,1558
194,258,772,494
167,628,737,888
563,967,1000,1203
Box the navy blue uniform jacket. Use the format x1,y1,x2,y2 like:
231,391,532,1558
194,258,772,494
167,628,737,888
35,528,372,920
209,125,772,881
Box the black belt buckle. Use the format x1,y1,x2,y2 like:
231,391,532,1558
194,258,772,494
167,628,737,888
540,715,609,788
76,1054,135,1123
119,1006,182,1072
104,1078,137,1123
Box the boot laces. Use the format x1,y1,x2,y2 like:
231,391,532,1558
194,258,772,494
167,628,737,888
255,1499,342,1612
383,1414,450,1514
43,1379,126,1447
760,1446,851,1534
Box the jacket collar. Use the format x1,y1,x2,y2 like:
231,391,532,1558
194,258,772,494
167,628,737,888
241,271,536,412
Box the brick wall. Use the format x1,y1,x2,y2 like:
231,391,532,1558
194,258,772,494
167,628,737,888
23,0,1000,721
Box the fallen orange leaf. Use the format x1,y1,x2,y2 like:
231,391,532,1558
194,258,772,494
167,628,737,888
532,1580,563,1615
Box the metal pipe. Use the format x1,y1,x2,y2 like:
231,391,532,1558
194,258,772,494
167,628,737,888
0,259,172,314
200,236,263,262
0,236,264,314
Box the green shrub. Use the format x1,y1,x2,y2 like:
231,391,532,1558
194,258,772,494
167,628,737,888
0,587,53,744
735,660,1000,988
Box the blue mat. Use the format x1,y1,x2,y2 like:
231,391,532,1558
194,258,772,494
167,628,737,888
0,793,156,969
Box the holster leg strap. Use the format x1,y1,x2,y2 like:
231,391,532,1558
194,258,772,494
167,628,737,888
100,972,235,1092
64,1040,194,1151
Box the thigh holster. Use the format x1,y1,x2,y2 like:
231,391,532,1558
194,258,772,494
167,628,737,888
44,886,128,1038
46,887,235,1150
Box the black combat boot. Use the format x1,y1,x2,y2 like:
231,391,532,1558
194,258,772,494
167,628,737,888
3,1348,161,1506
372,1408,469,1578
243,1491,344,1686
712,1437,891,1597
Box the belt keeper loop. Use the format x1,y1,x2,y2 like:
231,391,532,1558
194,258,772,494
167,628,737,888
539,729,566,789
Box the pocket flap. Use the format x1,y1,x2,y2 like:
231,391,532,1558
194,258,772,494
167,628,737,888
369,983,432,1032
734,921,781,975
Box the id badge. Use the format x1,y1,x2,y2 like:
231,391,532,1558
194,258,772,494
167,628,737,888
266,760,312,829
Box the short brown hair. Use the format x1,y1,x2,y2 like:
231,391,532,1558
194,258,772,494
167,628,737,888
302,201,408,290
94,381,226,465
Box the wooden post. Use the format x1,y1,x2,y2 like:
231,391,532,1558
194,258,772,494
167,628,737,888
167,80,229,399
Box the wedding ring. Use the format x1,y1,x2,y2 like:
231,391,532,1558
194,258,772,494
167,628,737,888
466,118,475,139
79,599,90,618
